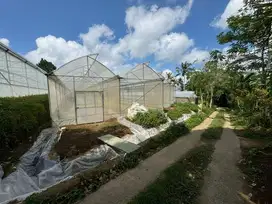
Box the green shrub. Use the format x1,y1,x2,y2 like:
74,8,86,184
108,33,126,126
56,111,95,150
167,103,199,120
201,106,214,116
185,113,206,130
132,109,168,128
0,94,51,150
174,102,199,112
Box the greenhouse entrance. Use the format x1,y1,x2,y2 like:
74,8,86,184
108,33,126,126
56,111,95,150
75,91,104,124
48,55,175,126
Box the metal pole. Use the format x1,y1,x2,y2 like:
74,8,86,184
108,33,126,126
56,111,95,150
24,63,30,95
102,91,105,121
47,76,53,126
143,81,145,106
73,76,78,124
4,51,11,82
119,78,121,116
161,81,164,109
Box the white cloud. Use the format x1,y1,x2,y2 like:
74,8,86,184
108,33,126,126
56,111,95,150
211,0,244,29
181,48,210,63
25,0,205,73
161,69,173,78
154,32,194,62
25,35,89,67
0,38,10,47
123,0,193,57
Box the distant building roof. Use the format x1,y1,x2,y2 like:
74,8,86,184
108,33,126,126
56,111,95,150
175,91,197,98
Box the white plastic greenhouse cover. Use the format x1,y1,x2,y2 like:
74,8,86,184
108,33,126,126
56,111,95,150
48,55,120,126
0,42,47,97
120,63,175,113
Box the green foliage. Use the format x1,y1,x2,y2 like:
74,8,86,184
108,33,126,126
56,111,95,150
129,144,214,204
185,113,206,130
0,95,51,150
37,58,57,73
167,103,199,120
24,112,212,204
201,112,225,140
132,109,168,128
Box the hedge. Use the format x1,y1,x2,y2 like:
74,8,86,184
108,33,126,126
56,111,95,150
24,110,214,204
0,94,51,150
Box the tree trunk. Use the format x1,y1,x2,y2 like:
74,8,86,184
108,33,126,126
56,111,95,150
209,86,213,108
261,46,267,88
200,89,204,111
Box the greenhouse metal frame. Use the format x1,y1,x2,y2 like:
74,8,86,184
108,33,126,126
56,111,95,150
48,55,175,126
0,42,47,97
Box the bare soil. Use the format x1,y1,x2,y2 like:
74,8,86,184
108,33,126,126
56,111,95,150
53,119,132,160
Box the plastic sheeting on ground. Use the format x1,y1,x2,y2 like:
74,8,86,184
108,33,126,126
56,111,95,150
0,128,119,204
118,113,193,145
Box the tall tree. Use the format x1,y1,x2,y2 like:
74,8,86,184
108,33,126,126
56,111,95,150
217,4,272,87
37,58,57,74
176,62,194,90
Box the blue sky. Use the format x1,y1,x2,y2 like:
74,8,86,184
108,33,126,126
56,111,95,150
0,0,243,75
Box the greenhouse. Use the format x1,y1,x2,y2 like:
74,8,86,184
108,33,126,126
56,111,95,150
0,42,47,97
120,63,175,114
48,55,175,126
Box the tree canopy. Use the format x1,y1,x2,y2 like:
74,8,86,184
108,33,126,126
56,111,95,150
37,58,57,74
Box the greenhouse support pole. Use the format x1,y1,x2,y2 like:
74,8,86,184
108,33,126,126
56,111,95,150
119,78,121,116
102,91,105,121
4,51,11,82
73,76,78,124
24,63,30,95
161,81,164,109
143,81,145,106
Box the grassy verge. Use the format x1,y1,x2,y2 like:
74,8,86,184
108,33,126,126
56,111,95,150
24,111,214,204
128,111,224,204
129,144,214,204
165,102,199,120
201,112,225,141
230,112,272,204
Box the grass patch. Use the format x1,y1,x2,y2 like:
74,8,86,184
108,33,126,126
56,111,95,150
201,112,225,140
132,109,168,128
24,111,214,204
129,144,214,204
165,103,199,120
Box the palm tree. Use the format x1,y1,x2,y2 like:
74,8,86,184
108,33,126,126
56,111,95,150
176,62,193,90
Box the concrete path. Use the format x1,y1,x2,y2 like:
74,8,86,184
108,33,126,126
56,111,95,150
199,114,244,204
79,112,218,204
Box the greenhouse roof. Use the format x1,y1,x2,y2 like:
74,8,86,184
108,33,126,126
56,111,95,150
123,63,164,81
54,54,116,79
0,41,45,74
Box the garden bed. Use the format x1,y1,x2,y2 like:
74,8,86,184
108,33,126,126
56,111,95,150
52,119,132,160
23,111,214,204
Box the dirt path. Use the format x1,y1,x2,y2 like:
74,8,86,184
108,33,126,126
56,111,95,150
79,112,218,204
199,114,244,204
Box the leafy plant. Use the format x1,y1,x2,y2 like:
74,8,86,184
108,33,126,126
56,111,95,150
132,109,168,128
167,103,199,120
